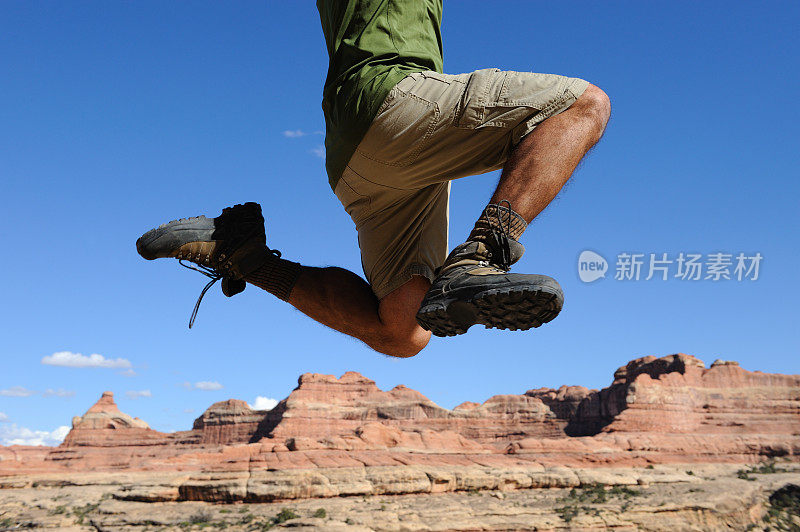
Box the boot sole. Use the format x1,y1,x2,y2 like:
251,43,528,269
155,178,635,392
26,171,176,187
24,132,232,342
136,217,215,260
416,285,563,337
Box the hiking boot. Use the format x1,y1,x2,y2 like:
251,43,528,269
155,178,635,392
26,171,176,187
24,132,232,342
136,202,277,326
416,232,564,337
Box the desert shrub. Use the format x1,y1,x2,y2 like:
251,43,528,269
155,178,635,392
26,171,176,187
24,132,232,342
72,502,100,524
762,483,800,530
555,505,580,523
273,508,299,524
49,505,68,515
739,459,785,480
609,485,641,498
188,508,213,524
312,508,326,518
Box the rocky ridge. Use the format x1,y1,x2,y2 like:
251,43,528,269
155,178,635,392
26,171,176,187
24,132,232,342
0,353,798,506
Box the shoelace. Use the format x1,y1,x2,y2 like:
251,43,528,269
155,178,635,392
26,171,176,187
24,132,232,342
179,260,223,329
180,247,282,329
489,199,513,271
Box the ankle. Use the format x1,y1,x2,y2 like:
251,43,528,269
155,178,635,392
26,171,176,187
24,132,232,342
467,202,527,244
243,251,302,301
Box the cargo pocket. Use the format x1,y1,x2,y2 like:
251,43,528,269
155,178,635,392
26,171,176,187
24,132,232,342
455,68,506,129
355,80,440,168
495,71,582,131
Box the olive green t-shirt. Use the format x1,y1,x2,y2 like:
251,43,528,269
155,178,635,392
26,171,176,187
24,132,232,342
317,0,443,190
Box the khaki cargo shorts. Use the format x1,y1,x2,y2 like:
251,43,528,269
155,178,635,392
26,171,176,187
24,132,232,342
335,68,589,299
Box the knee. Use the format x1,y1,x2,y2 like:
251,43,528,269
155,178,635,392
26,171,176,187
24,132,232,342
579,83,611,131
374,327,431,358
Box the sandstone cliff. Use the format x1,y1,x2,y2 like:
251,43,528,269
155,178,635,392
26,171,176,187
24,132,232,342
1,353,798,504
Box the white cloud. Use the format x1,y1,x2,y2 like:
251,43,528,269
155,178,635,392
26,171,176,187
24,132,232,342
194,381,223,391
0,424,70,446
125,390,152,399
0,412,8,422
0,386,36,397
179,381,223,391
248,396,278,411
119,368,137,377
283,129,323,138
0,387,76,398
310,145,326,158
42,388,75,398
183,408,195,414
42,351,132,369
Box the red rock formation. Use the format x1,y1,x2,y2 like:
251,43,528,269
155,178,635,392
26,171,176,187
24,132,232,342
255,370,569,446
566,354,800,438
0,354,797,483
61,392,167,447
191,399,266,445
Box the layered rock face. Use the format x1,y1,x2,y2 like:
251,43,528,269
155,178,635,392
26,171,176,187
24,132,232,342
566,355,800,438
254,371,572,447
190,399,267,445
61,391,166,447
1,354,798,502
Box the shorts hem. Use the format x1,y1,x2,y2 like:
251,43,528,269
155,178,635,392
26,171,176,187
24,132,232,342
512,77,591,145
373,263,435,300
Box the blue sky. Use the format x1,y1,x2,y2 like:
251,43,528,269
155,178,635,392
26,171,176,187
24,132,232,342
1,1,798,444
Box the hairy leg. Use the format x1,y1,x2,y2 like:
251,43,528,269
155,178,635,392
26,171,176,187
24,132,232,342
282,268,431,358
490,84,611,222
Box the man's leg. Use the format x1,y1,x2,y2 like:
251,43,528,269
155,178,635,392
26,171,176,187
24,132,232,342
416,83,611,336
254,267,431,357
490,84,611,222
136,202,430,357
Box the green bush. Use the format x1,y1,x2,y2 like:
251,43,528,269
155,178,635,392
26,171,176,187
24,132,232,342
555,505,580,523
273,508,299,524
312,508,326,519
72,502,100,524
611,486,641,498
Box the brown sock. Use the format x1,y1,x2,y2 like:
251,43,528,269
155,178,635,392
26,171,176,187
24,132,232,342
468,203,527,243
243,253,302,301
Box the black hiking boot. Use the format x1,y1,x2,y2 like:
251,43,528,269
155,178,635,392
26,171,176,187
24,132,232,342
136,202,278,327
416,231,564,337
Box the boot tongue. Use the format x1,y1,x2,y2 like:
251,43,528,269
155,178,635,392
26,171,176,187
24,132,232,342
438,236,525,274
482,231,525,270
